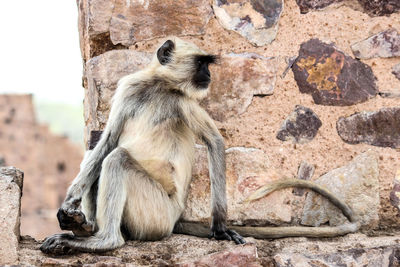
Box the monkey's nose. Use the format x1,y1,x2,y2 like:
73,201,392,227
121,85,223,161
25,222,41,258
205,68,210,77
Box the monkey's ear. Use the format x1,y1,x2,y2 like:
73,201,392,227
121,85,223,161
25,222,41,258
157,40,175,65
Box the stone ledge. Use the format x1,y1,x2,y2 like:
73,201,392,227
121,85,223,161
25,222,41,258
0,167,24,265
17,232,400,266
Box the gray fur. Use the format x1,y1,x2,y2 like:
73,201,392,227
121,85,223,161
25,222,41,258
63,107,129,207
204,135,227,231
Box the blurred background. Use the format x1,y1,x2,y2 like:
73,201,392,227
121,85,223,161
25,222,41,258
0,1,84,238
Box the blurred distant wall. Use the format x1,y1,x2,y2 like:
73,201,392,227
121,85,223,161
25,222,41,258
0,94,83,239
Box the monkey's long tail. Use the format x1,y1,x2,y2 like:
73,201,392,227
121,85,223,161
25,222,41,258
242,178,357,223
174,179,360,239
174,222,360,239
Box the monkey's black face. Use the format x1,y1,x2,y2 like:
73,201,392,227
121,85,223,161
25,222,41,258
192,55,217,89
156,40,217,90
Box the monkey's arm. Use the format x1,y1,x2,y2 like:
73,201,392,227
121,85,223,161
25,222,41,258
62,104,129,211
183,104,245,244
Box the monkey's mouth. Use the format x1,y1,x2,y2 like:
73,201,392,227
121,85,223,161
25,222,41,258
197,80,210,89
193,78,211,89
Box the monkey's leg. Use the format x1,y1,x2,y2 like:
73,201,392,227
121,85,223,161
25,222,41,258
122,160,181,241
41,148,132,254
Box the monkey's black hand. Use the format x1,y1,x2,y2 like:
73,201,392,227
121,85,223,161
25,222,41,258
57,205,95,236
209,225,246,244
57,207,85,230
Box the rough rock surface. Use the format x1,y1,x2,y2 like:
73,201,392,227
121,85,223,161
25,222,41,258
390,169,400,213
351,29,400,59
295,0,400,16
18,235,260,267
183,146,292,225
293,161,315,196
337,107,400,148
213,0,283,46
292,39,378,106
77,0,212,60
274,247,400,267
393,63,400,80
84,50,152,142
110,0,212,46
276,105,322,144
204,53,277,122
302,151,379,228
0,167,23,265
16,233,400,266
295,0,343,14
358,0,400,16
180,244,261,267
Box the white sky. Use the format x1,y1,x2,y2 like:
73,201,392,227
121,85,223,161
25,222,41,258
0,1,84,105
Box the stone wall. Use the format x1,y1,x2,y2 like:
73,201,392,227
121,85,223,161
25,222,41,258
2,166,399,266
0,94,83,239
78,0,400,231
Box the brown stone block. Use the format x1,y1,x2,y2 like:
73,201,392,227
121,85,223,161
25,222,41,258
109,0,212,46
358,0,400,16
293,161,315,196
390,169,400,213
276,105,322,144
203,53,277,122
351,29,400,59
295,0,400,16
337,107,400,148
295,0,343,14
180,244,261,267
392,63,400,81
0,167,23,265
292,39,378,106
275,246,400,267
183,146,292,225
301,151,379,229
213,0,283,46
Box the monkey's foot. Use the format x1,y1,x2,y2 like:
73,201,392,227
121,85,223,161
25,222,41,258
57,208,95,237
40,233,77,255
210,229,246,245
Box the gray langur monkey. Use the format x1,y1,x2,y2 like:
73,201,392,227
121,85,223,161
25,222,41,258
40,37,245,254
41,38,359,255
